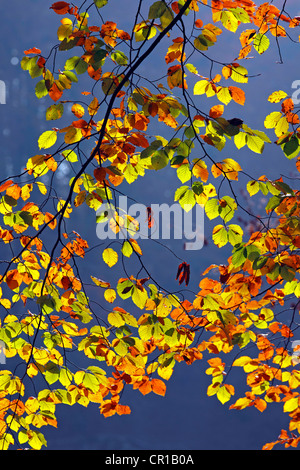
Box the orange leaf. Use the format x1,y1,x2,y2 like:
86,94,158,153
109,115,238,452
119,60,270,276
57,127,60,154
209,105,224,119
24,47,42,55
139,379,152,395
116,404,131,415
0,180,13,193
282,98,294,114
195,19,203,28
49,83,63,102
151,378,166,396
228,86,245,105
254,398,267,412
72,119,88,129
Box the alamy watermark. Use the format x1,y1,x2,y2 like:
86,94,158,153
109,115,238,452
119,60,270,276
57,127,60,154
291,80,300,105
291,340,300,365
0,80,6,105
0,341,6,365
96,196,205,250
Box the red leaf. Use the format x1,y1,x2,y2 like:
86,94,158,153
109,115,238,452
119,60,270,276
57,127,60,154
72,119,88,129
94,167,106,183
176,262,190,286
50,2,70,14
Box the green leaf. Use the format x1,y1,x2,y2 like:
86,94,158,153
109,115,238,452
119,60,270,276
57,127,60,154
247,180,260,196
61,149,78,162
35,80,48,99
265,195,281,212
121,240,133,258
94,0,108,7
151,150,169,170
230,64,248,83
253,256,268,270
246,135,264,154
205,198,220,220
148,1,174,27
63,70,78,82
45,362,60,385
177,164,192,183
174,186,195,211
283,135,299,159
253,33,270,54
46,104,64,121
212,225,228,247
227,224,243,246
192,181,204,196
193,80,209,95
117,279,134,299
280,265,295,282
111,50,128,65
232,244,247,267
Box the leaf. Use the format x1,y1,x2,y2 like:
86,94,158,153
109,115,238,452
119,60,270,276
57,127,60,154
228,86,245,105
177,164,192,183
38,130,58,149
90,276,110,288
94,0,108,7
174,186,195,211
46,104,64,121
24,47,41,55
232,356,253,367
104,288,116,303
121,240,133,258
108,311,126,327
253,33,270,54
217,385,233,404
247,180,260,196
71,104,85,118
151,378,166,396
50,2,70,14
102,248,118,267
111,50,128,66
247,135,264,154
148,1,173,28
268,90,288,103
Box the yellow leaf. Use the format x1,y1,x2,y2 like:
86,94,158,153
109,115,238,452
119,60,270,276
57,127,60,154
36,181,47,195
102,248,118,267
88,97,100,116
90,276,110,288
232,356,252,367
71,104,85,118
129,238,142,255
217,385,232,404
268,90,288,103
107,311,125,327
104,288,116,303
283,397,299,413
57,18,73,41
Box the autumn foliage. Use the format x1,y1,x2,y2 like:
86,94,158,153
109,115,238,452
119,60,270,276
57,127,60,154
1,0,300,450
